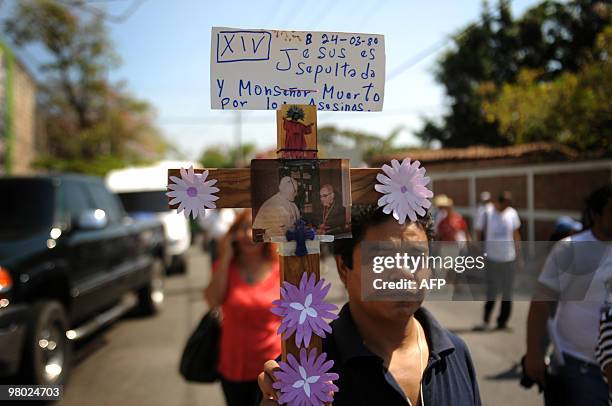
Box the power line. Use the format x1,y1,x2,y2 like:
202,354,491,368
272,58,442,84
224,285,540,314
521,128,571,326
386,38,449,81
354,0,388,29
60,0,146,23
263,0,287,28
307,0,340,30
386,22,479,81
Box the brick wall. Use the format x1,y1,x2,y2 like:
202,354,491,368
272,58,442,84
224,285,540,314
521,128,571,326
534,169,611,211
430,161,612,241
431,178,469,206
476,175,528,209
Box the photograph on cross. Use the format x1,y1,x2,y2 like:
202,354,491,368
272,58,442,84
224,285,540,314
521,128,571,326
251,158,352,243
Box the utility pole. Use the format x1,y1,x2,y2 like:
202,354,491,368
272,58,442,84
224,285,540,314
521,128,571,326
234,110,242,166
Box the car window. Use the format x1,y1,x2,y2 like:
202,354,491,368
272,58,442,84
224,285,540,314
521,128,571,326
87,183,124,224
118,191,169,213
60,180,93,221
0,179,55,237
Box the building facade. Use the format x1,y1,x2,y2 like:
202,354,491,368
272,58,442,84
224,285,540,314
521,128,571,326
0,42,37,175
372,143,612,241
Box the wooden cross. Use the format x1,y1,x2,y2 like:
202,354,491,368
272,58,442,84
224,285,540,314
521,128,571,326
167,109,381,362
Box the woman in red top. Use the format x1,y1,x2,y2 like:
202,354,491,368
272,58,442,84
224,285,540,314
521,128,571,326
204,210,280,406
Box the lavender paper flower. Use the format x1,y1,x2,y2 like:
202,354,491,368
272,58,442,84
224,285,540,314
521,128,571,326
166,166,219,219
272,273,338,347
273,348,339,405
374,158,433,224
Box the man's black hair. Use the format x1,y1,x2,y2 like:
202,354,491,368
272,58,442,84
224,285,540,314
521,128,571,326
584,184,612,228
333,204,434,270
498,191,512,204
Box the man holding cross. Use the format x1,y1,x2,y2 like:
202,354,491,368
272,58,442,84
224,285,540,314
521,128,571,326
258,206,482,405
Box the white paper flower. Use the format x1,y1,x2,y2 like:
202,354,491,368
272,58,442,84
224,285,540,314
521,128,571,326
374,158,433,224
166,166,219,219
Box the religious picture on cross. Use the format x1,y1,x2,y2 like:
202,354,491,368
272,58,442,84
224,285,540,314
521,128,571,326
251,159,351,242
276,104,317,159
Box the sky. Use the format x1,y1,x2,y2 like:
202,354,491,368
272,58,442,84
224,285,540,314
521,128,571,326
3,0,541,160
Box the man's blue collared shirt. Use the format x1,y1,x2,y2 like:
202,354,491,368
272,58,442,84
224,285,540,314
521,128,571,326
324,304,482,406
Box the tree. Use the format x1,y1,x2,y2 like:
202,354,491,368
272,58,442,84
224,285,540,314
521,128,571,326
481,27,611,152
199,143,256,168
318,125,405,161
417,0,610,149
4,0,168,175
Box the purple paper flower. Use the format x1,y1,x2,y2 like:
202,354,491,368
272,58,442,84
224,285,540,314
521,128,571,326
272,273,338,347
166,166,219,219
374,158,433,224
273,348,339,405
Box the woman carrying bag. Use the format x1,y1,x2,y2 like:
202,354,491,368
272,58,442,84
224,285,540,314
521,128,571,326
204,210,281,406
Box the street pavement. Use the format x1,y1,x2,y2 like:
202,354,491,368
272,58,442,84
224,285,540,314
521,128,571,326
59,245,541,406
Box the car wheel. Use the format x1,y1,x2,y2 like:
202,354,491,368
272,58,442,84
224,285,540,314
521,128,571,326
137,258,165,315
23,300,71,385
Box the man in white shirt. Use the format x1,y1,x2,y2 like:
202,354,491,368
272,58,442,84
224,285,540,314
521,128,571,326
525,184,612,406
475,191,521,330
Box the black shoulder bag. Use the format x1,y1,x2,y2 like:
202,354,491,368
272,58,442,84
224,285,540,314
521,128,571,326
179,309,221,383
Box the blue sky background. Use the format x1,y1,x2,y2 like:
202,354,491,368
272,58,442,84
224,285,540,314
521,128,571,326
2,0,541,159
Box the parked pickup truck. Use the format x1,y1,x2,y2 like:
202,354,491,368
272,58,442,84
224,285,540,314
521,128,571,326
0,174,166,385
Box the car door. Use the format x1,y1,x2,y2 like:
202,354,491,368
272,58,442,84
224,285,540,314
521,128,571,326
85,181,131,303
58,178,110,323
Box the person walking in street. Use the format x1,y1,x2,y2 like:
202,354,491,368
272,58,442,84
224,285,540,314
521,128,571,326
434,194,471,244
475,191,521,330
475,191,494,240
434,194,472,299
204,210,281,406
525,184,612,406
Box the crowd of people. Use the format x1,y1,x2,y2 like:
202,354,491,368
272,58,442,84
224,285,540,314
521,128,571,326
192,182,611,406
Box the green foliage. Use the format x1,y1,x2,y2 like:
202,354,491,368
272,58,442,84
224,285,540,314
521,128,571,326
318,125,405,161
4,0,168,175
199,143,256,168
417,0,610,152
481,26,611,152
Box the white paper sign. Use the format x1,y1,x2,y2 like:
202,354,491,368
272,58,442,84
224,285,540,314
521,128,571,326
210,27,385,111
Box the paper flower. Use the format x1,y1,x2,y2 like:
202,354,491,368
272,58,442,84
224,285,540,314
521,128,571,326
272,273,338,347
374,158,433,224
166,166,219,219
273,348,339,406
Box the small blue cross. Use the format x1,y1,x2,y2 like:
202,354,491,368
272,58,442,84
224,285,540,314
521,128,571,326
286,219,316,256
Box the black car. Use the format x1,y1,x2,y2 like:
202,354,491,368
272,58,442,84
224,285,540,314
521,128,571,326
0,174,166,385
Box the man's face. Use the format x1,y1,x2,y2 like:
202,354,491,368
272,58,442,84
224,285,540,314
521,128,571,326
336,218,429,323
320,187,334,208
495,199,509,211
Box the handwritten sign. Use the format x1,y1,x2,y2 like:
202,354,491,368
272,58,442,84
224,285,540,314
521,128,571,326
210,27,385,111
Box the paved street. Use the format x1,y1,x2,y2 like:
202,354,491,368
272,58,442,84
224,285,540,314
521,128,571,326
60,245,541,406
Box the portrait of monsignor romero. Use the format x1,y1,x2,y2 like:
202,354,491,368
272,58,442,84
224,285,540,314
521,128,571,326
252,176,300,240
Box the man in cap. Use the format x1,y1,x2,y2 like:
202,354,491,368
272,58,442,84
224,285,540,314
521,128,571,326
434,194,470,243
